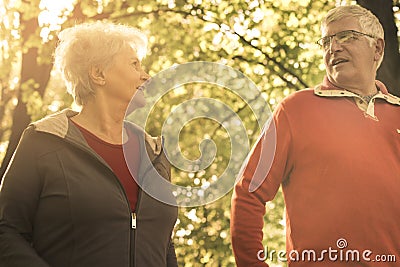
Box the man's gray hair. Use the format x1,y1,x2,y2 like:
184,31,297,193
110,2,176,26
321,5,384,68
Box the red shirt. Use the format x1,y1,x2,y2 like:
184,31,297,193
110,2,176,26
231,78,400,266
72,121,140,212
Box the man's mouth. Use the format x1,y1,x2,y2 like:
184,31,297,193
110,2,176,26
137,85,145,92
331,58,349,66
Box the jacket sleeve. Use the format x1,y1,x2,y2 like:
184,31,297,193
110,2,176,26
0,128,50,267
230,104,293,267
166,238,178,267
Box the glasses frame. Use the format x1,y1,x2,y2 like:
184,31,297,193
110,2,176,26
316,30,377,49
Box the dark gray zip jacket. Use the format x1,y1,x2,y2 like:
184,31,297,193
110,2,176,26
0,109,178,267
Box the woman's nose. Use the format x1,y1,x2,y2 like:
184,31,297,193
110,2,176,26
141,70,150,81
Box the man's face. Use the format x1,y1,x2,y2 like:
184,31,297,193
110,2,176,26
322,17,381,91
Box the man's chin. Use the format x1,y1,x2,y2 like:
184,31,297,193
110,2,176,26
328,69,355,83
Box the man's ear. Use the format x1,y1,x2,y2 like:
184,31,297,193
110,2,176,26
89,66,106,86
374,38,385,61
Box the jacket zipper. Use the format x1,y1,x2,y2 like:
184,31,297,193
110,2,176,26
132,189,143,267
113,173,135,267
65,128,161,267
97,161,135,267
67,141,134,267
131,149,165,266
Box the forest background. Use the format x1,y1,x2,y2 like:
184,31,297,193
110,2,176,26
0,0,399,266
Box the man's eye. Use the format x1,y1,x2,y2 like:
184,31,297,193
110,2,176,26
322,38,330,47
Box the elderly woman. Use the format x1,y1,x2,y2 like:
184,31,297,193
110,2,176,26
0,21,178,267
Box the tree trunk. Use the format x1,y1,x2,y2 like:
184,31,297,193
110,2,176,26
0,4,109,180
0,17,53,179
357,0,400,96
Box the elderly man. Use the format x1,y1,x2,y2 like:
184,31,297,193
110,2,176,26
231,5,400,267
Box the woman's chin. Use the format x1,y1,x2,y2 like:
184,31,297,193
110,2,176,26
126,97,146,114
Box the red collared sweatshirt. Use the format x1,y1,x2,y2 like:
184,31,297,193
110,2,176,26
231,77,400,266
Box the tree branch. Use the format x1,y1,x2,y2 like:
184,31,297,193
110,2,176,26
114,5,309,90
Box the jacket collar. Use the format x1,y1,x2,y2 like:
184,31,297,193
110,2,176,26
124,121,163,156
31,108,163,156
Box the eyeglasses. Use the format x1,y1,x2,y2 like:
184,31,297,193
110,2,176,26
316,30,377,50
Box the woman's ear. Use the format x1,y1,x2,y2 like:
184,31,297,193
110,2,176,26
374,38,385,62
89,66,106,86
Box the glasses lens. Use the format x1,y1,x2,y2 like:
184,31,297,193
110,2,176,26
318,30,361,49
318,37,330,49
336,31,355,44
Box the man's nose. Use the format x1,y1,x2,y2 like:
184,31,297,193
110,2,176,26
329,37,343,52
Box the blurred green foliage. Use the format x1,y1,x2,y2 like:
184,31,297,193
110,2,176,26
110,1,333,266
2,0,397,266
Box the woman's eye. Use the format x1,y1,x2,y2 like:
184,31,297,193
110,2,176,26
131,60,141,68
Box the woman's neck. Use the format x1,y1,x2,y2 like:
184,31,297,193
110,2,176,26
71,99,127,144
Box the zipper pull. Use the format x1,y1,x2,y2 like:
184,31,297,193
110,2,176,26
131,213,136,229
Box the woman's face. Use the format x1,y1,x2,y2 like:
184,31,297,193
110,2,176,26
102,45,149,109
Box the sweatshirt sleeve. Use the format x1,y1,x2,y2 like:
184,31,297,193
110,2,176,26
0,128,51,267
230,104,293,267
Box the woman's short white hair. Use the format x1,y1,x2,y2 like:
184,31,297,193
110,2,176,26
321,5,384,67
54,21,148,106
